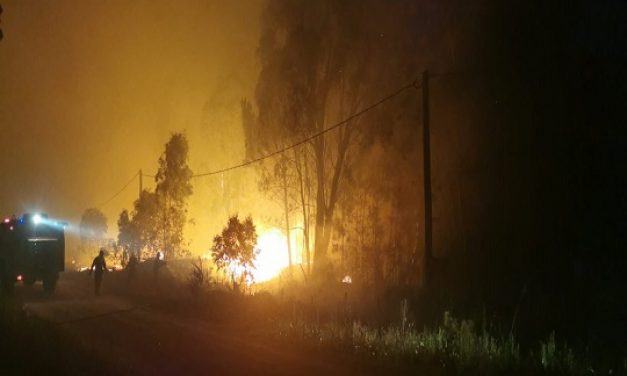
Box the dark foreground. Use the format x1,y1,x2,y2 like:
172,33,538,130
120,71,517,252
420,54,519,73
0,272,387,376
2,270,601,376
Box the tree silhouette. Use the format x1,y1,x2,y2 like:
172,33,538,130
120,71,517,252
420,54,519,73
154,133,193,259
249,0,390,274
117,209,141,259
117,133,193,260
211,215,258,291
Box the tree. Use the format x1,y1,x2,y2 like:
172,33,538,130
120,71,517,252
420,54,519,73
79,208,108,253
258,154,298,274
249,0,382,274
292,146,314,275
242,100,304,275
248,0,485,284
154,133,193,259
117,133,193,260
117,209,141,259
211,215,258,291
129,190,160,258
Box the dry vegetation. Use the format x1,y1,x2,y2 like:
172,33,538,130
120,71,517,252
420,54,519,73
90,261,623,375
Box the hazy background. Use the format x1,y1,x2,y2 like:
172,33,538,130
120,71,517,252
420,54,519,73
1,0,626,354
0,0,263,253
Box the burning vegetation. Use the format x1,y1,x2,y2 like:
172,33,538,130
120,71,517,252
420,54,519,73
1,0,626,374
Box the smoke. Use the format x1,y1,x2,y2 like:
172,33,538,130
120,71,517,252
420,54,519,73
0,0,263,255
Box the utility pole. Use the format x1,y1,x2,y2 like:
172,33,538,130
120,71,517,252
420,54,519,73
422,70,433,288
0,4,4,41
138,169,143,198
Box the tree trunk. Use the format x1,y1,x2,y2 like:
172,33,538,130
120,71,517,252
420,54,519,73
163,196,168,259
313,137,328,272
282,171,293,275
311,93,353,276
294,148,311,275
312,131,351,275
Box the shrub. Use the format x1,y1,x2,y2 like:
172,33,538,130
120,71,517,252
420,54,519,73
187,257,210,295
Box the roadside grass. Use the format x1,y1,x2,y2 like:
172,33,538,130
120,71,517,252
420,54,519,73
167,262,626,375
273,310,593,375
88,260,625,375
2,266,617,375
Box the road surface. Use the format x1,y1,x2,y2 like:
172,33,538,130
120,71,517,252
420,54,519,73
11,272,374,375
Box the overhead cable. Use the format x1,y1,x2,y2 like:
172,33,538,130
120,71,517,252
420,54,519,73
192,79,420,178
96,172,138,208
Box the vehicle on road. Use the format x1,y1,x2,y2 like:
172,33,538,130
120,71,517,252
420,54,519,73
0,213,65,293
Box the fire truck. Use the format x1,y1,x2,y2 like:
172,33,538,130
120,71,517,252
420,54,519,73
0,213,65,293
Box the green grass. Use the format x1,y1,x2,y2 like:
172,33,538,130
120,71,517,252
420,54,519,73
273,310,595,375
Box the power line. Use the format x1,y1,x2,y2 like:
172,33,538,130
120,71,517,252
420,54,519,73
96,172,138,208
192,79,421,178
90,78,422,207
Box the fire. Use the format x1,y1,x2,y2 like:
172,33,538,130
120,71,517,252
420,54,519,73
206,227,302,284
253,228,291,283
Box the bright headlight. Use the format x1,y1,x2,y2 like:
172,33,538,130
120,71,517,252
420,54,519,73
33,214,42,225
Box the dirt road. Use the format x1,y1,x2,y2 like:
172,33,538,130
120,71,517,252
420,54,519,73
13,272,366,375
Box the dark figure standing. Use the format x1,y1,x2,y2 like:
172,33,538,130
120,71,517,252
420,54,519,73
127,253,138,286
89,248,108,296
153,251,166,289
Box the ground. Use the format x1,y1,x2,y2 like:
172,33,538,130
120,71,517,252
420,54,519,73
0,270,387,376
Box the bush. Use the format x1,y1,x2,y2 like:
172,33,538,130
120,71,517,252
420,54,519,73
187,257,210,295
540,331,577,373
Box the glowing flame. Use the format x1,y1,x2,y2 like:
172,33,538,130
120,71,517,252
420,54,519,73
206,227,300,285
252,228,291,283
227,260,254,286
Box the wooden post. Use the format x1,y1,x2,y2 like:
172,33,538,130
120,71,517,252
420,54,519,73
138,169,143,198
422,70,433,288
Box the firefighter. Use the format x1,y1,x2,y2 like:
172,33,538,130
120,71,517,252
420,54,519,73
126,252,138,286
89,248,108,296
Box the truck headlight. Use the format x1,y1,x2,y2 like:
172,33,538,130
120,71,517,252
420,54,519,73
33,214,42,225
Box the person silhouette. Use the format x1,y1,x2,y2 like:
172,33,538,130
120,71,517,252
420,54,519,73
127,252,138,286
89,248,108,296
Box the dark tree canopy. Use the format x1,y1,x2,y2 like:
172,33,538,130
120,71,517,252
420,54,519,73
117,209,140,257
156,133,193,201
154,132,194,258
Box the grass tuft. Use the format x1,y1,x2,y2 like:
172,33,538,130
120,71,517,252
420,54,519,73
275,310,591,374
